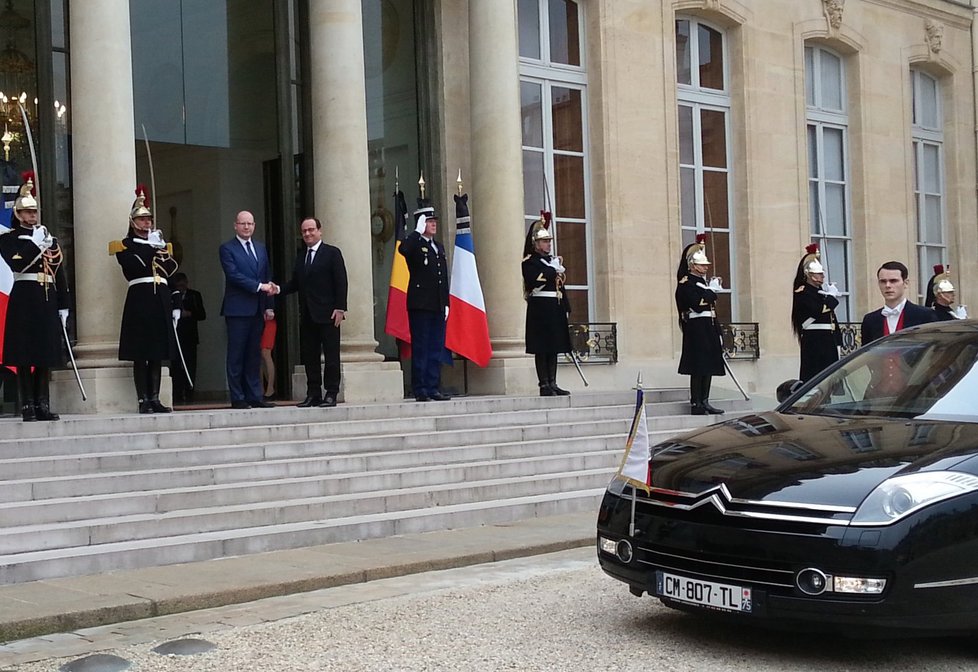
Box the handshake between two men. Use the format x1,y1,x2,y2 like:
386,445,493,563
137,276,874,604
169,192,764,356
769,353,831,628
257,280,345,327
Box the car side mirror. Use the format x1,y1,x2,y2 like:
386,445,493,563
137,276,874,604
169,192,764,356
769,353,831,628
776,379,804,403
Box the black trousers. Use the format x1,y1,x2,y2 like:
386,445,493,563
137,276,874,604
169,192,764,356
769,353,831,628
300,316,341,397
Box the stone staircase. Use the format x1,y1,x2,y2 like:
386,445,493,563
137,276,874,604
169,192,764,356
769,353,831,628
0,390,746,584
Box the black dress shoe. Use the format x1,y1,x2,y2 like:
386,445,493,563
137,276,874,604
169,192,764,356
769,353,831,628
230,400,251,409
319,394,337,408
250,400,275,408
429,392,451,401
297,396,322,408
550,384,571,396
415,395,429,402
21,405,37,422
702,401,725,415
148,400,172,413
539,385,557,397
690,404,707,416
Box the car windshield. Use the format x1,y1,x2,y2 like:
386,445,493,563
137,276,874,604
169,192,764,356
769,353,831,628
785,327,978,422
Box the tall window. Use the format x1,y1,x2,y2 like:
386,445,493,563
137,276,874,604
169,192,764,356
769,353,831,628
805,45,853,320
676,17,734,323
911,69,945,301
519,0,591,321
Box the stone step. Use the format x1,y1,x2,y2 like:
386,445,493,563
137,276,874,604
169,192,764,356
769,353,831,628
0,489,605,584
0,402,638,457
0,445,630,525
0,390,680,441
0,470,613,555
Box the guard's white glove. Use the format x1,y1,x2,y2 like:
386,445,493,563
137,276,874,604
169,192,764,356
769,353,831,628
415,214,427,235
819,282,841,298
954,305,968,320
544,257,565,273
707,276,723,292
59,309,68,328
172,309,182,324
31,225,52,250
444,305,450,320
147,230,166,249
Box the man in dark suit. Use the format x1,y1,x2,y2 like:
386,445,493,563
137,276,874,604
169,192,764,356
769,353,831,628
171,272,206,404
219,210,277,409
279,217,348,407
860,260,938,346
398,198,451,402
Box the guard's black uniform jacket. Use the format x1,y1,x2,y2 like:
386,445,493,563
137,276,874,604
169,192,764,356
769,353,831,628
115,235,181,361
675,272,724,376
522,251,571,354
934,303,960,321
0,225,69,367
399,231,449,313
792,282,842,381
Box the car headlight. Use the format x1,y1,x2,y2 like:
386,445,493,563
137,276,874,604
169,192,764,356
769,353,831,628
851,471,978,525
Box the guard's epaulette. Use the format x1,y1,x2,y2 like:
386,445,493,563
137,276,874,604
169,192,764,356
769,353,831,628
794,285,805,293
166,243,173,255
679,276,688,284
108,240,126,255
522,254,532,262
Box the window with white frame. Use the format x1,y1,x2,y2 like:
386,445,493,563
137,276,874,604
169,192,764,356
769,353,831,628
911,68,945,302
676,17,735,323
519,0,591,322
805,44,853,321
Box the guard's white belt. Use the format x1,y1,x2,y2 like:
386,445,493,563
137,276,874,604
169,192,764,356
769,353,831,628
530,290,558,298
688,310,713,319
128,276,168,287
803,323,834,331
13,272,54,284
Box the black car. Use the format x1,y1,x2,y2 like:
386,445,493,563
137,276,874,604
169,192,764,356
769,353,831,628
598,321,978,635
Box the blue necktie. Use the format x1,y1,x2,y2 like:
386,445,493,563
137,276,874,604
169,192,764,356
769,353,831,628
245,241,258,268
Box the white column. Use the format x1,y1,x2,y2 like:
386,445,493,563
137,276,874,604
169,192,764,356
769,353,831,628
306,1,402,402
52,0,140,413
467,0,535,394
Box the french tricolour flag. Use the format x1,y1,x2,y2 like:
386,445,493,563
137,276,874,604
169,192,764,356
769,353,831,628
0,182,16,364
445,193,492,367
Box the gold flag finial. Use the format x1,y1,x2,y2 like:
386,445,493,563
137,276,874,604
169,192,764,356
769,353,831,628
418,171,426,199
633,372,644,391
456,169,463,196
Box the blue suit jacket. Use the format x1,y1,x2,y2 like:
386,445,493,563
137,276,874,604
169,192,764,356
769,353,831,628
219,237,272,317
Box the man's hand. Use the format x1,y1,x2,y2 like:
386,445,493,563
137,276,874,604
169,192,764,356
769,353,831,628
264,309,275,322
819,282,841,298
545,257,566,273
954,305,969,320
147,230,166,249
415,214,427,235
58,309,68,328
31,225,52,250
172,309,181,324
331,309,345,327
260,282,279,296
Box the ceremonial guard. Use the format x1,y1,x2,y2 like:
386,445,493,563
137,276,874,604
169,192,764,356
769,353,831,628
675,234,725,415
111,186,181,413
925,264,968,321
791,243,842,381
522,212,572,396
398,185,452,402
0,172,69,421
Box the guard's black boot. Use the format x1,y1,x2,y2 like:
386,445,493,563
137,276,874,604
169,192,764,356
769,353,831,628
547,355,570,395
147,361,171,413
689,376,706,415
18,370,36,422
701,376,724,414
535,354,553,396
34,369,59,421
540,384,557,397
133,361,151,413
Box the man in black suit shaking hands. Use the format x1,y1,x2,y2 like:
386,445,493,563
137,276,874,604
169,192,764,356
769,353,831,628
280,217,348,407
860,260,937,346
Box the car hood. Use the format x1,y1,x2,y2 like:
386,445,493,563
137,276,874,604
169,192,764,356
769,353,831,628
649,412,978,508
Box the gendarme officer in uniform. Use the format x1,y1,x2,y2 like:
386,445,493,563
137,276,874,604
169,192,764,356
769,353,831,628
791,243,842,381
925,264,968,321
111,185,182,413
522,213,571,396
398,194,451,402
675,234,725,415
0,172,69,421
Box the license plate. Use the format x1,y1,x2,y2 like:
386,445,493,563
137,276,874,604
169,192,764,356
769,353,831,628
656,571,752,613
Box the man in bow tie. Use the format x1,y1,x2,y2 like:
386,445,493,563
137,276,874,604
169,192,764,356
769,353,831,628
860,261,937,346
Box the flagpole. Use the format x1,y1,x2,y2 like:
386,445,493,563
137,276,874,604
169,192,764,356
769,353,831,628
629,372,644,537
